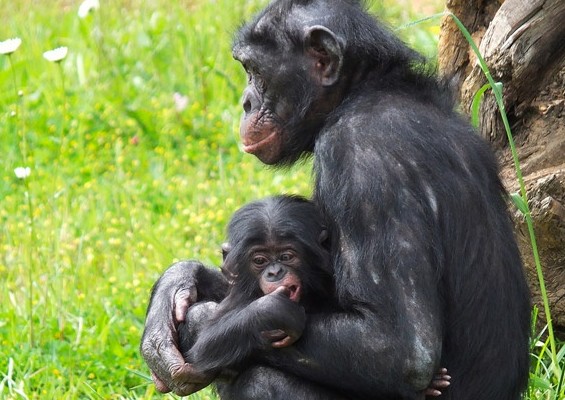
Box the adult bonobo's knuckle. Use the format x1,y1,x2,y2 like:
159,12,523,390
139,338,152,361
169,362,190,380
167,363,213,396
140,333,162,361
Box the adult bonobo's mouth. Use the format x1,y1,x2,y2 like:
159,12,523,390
240,113,285,165
241,130,278,154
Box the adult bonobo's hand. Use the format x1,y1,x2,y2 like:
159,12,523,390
140,260,228,395
256,286,306,349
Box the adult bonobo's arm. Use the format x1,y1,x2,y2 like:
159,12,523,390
260,216,443,397
140,260,229,395
261,265,442,398
257,117,444,398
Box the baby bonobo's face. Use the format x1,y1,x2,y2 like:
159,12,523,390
251,244,303,303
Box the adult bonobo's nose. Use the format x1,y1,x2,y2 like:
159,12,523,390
241,87,260,115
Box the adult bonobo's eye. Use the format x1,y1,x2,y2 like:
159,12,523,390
252,255,269,268
253,73,267,93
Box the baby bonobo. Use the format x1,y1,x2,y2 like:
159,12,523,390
177,195,450,399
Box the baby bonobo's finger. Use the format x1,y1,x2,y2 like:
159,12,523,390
271,335,294,348
262,329,287,342
262,329,295,348
271,286,290,296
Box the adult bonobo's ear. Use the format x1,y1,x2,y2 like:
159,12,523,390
304,25,345,86
221,242,231,261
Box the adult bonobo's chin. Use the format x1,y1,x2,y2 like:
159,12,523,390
141,0,531,399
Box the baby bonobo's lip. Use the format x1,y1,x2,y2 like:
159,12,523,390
287,284,301,303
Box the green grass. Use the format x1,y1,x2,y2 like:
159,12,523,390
0,1,311,398
3,0,560,399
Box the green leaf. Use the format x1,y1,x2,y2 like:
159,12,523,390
471,83,491,128
510,192,528,215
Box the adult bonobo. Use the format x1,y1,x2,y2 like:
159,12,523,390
141,1,531,399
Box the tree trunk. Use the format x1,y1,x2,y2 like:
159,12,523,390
439,0,565,335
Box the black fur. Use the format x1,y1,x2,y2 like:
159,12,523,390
232,1,531,399
141,1,530,398
178,196,345,399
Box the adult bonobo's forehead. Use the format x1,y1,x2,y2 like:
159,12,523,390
232,0,351,58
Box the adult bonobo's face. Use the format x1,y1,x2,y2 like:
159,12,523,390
232,2,345,165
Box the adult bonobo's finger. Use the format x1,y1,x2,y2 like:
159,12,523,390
424,388,442,397
424,368,451,397
151,371,171,393
432,376,451,388
174,286,197,323
431,368,451,388
140,335,185,391
168,363,214,396
143,337,212,395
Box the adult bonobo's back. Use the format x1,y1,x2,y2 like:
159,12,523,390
232,0,531,399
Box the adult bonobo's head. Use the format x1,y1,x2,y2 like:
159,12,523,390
232,0,418,165
221,195,332,307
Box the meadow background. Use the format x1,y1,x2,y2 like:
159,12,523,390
1,0,561,399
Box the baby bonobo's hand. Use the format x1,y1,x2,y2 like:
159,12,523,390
258,286,306,348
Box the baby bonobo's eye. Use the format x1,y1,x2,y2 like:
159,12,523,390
252,255,269,267
279,252,294,262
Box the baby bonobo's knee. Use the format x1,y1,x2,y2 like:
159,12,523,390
178,301,218,358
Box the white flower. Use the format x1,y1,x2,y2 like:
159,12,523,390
78,0,100,18
0,38,22,55
43,47,68,63
14,167,31,179
173,92,189,112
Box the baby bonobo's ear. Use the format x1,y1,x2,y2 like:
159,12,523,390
319,228,329,248
221,242,232,261
220,242,237,285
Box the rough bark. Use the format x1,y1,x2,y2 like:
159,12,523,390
439,0,565,335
